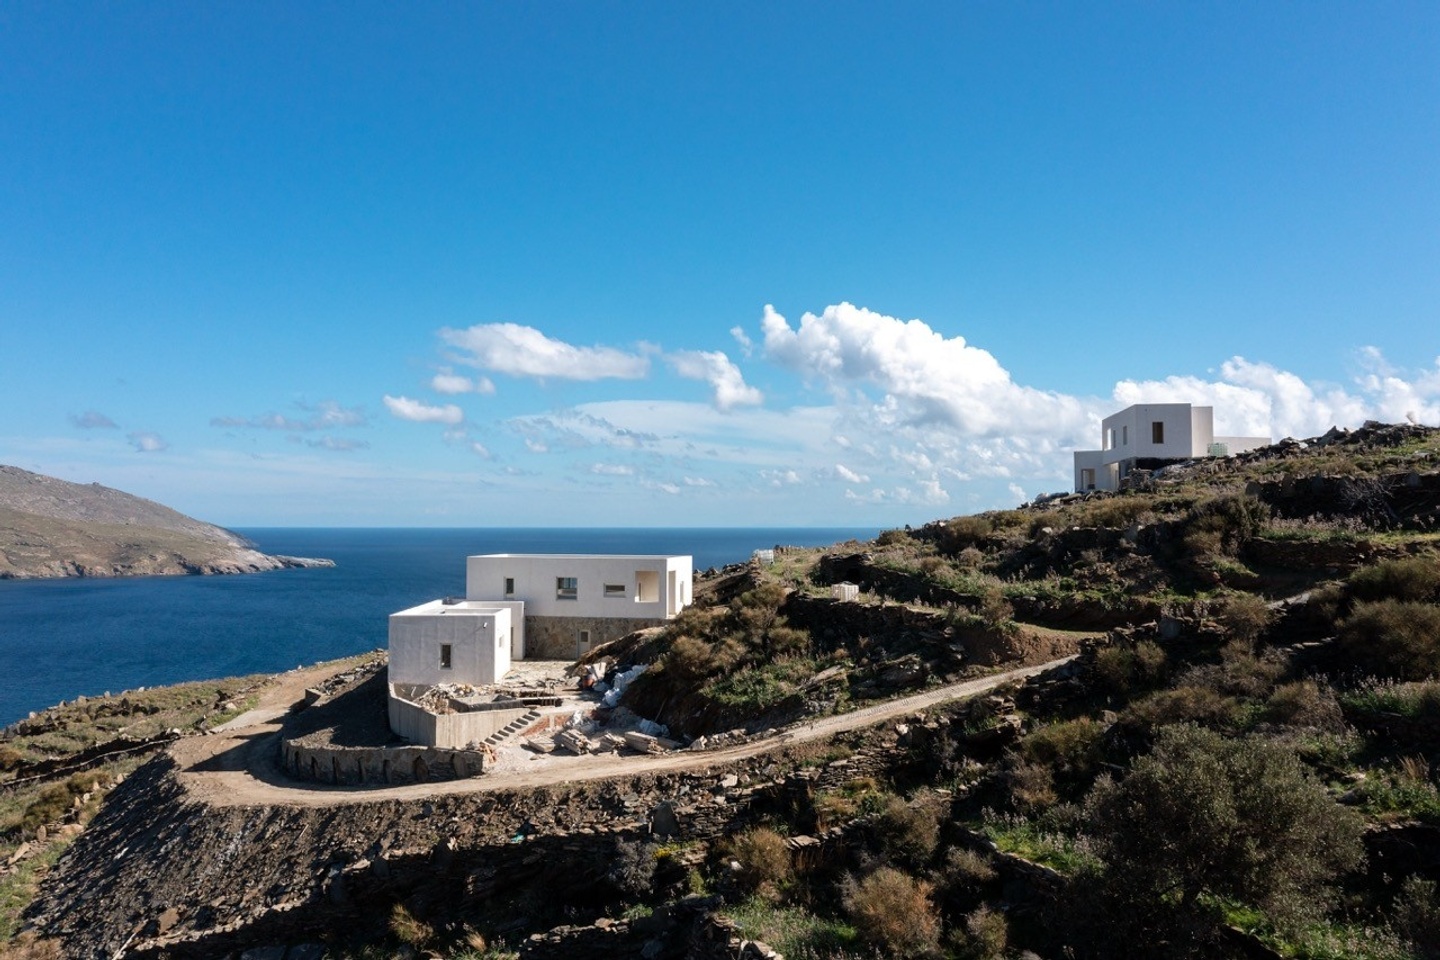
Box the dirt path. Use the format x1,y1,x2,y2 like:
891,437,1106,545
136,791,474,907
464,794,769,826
172,656,1075,809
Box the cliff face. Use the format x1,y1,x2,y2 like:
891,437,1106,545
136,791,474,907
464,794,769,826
0,465,329,579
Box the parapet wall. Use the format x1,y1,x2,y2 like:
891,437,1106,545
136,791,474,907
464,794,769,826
279,736,486,786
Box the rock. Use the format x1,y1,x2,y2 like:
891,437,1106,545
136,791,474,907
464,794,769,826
650,801,679,838
155,906,181,934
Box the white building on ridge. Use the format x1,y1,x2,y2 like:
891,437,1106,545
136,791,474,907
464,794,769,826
1073,403,1269,493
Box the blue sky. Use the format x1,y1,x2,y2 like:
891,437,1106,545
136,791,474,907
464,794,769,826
2,3,1437,527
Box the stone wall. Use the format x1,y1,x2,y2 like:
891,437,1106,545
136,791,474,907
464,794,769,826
525,614,667,660
278,738,486,786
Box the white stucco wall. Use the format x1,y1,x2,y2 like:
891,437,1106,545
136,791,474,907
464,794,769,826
388,600,514,686
465,554,693,620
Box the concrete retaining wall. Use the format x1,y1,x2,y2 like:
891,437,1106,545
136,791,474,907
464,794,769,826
388,688,532,749
279,737,486,785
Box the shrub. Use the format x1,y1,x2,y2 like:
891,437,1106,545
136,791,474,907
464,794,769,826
950,904,1008,960
1094,641,1168,696
1339,600,1440,680
873,793,941,865
942,847,998,888
1084,725,1364,930
1349,557,1440,604
1264,680,1347,732
938,516,993,554
726,827,793,898
1183,493,1270,558
1392,875,1440,959
1341,678,1440,719
842,866,942,957
1006,760,1058,813
876,528,912,546
608,839,657,897
1124,685,1244,732
1214,592,1274,643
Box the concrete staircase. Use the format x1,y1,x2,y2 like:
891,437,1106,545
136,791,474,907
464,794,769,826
483,709,543,747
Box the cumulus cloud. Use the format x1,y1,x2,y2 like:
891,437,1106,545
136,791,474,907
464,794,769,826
834,464,869,483
440,323,649,381
761,469,803,486
683,476,716,487
383,395,464,425
668,350,763,410
470,441,492,458
306,436,370,452
761,302,1092,440
431,369,496,395
70,410,118,429
211,401,367,432
730,325,754,357
845,479,949,505
642,479,681,495
127,431,168,453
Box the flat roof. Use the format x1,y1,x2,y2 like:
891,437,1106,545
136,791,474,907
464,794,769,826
391,599,516,617
468,553,690,561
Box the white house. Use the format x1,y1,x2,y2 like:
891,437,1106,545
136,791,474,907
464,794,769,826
386,553,693,748
1073,403,1270,492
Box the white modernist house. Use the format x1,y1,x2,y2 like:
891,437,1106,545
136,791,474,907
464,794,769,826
1073,403,1270,493
387,553,693,748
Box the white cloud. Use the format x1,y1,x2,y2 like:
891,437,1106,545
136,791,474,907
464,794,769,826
683,476,716,487
127,431,168,453
70,410,118,429
383,395,464,425
730,325,754,357
845,479,949,505
470,441,492,458
761,469,803,486
590,463,635,476
1007,482,1028,502
834,464,869,483
642,479,681,495
306,436,369,452
431,369,496,396
211,401,368,432
761,302,1092,440
668,350,763,410
440,323,649,381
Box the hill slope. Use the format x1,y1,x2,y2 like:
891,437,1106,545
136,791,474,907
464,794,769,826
0,465,329,578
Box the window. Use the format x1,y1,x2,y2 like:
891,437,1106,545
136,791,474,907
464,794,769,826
556,576,578,600
1122,425,1128,446
439,644,452,669
604,583,626,598
1152,421,1165,444
504,577,515,597
1104,427,1115,450
1080,468,1095,491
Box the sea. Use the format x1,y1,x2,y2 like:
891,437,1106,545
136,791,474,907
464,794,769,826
0,527,877,727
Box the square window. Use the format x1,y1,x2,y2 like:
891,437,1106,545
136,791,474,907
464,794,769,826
1152,421,1165,444
556,576,578,600
439,643,452,669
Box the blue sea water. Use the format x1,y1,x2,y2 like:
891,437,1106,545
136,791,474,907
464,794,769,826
0,527,876,726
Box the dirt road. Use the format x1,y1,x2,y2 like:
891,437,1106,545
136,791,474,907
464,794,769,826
172,656,1076,809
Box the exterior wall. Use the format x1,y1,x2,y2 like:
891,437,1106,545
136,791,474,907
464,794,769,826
466,554,692,622
1212,434,1272,456
1073,450,1106,492
524,614,668,660
388,600,514,687
388,689,533,747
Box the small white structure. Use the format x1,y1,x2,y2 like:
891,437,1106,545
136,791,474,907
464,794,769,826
388,598,521,688
1073,403,1270,492
831,582,859,602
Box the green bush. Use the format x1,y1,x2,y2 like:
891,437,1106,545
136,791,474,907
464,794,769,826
1341,678,1440,719
1084,725,1364,930
1349,557,1440,604
1093,640,1167,695
1124,685,1245,731
1338,600,1440,680
949,904,1008,960
941,847,998,889
1214,592,1274,643
842,867,942,957
1183,493,1270,558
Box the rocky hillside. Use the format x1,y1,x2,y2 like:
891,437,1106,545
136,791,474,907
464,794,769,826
0,465,330,578
8,421,1440,960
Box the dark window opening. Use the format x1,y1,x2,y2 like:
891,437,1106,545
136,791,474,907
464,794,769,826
440,643,452,669
1152,421,1165,444
556,576,578,600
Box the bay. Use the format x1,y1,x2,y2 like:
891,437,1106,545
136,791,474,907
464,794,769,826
0,526,875,726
